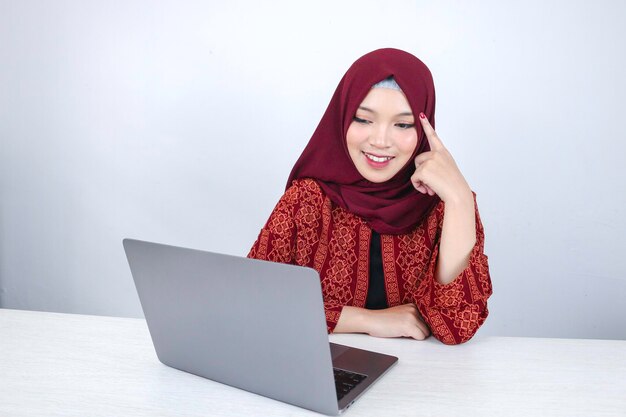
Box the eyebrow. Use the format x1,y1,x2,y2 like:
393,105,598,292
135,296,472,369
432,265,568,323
358,106,414,118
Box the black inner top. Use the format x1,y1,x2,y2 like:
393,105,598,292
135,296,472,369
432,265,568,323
365,230,388,310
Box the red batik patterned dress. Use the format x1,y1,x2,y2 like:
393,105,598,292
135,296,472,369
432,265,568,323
248,179,492,345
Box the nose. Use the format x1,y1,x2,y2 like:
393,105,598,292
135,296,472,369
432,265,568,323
370,124,391,148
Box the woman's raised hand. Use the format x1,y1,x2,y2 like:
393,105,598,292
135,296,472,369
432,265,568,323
411,113,472,205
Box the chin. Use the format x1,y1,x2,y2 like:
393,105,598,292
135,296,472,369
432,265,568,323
361,171,394,183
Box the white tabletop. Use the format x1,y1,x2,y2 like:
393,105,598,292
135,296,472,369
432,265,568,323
1,308,624,416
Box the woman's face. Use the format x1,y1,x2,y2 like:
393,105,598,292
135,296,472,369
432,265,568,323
346,87,418,183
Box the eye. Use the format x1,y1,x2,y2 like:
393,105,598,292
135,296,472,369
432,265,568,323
353,116,371,124
395,123,415,129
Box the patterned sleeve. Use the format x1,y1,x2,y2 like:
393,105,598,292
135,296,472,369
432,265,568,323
248,180,345,333
415,194,493,345
247,184,300,264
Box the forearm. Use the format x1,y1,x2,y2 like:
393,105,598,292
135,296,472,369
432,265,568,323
436,190,476,285
334,306,370,334
334,305,430,339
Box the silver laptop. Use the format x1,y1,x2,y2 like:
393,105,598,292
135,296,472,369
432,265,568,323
123,238,397,415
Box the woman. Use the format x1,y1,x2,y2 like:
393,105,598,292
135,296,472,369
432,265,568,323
248,48,492,345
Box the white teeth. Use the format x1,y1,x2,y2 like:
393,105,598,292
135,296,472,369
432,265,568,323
365,153,392,163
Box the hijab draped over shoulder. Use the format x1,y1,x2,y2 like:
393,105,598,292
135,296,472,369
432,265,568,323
287,48,439,235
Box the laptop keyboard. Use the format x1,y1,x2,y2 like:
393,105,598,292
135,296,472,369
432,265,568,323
333,368,367,400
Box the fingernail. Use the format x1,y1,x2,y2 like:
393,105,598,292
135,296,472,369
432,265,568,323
419,112,426,119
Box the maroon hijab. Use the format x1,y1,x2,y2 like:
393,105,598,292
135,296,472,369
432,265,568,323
287,48,439,235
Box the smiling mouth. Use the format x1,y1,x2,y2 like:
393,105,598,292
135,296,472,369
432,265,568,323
363,152,394,163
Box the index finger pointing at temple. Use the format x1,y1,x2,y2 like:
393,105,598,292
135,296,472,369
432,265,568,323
419,112,444,151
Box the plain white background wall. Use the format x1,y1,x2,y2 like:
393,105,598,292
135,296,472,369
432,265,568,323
1,0,625,339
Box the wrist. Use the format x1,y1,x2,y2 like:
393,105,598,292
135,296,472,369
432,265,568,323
443,185,473,209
